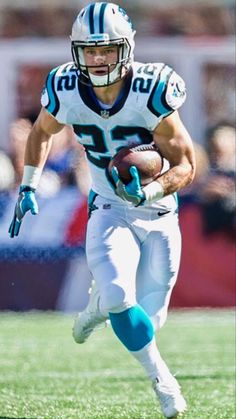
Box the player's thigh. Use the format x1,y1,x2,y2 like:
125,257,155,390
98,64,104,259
136,214,181,329
86,207,140,312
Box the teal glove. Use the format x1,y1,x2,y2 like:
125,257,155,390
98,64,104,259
111,166,146,206
8,186,39,238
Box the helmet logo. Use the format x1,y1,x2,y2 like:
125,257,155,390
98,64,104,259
118,6,132,28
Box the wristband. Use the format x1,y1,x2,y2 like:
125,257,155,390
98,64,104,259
143,181,164,202
21,165,42,189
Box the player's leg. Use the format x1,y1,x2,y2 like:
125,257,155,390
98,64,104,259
100,210,186,418
76,201,159,366
73,201,140,343
74,200,186,417
85,204,140,313
84,203,186,417
136,212,182,330
134,212,186,417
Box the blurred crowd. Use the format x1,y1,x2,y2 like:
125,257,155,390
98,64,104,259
179,124,236,240
0,119,91,196
0,3,235,38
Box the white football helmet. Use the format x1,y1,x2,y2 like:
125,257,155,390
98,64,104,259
71,2,136,87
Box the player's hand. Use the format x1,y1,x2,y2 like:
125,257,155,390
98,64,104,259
111,166,146,206
8,186,39,238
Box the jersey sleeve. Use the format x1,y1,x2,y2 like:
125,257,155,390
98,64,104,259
41,62,77,124
41,66,61,118
147,65,186,118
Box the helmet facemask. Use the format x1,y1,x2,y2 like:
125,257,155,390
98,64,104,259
71,37,132,87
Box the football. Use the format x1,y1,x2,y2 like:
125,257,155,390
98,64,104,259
108,144,163,186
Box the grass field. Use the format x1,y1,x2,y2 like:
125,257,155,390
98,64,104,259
0,310,235,419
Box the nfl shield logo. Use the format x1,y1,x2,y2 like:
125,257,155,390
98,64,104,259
101,110,110,119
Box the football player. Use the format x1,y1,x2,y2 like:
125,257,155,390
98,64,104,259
9,3,196,417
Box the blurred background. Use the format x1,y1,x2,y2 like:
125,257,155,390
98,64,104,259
0,0,235,312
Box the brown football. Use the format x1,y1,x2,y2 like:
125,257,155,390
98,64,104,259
108,144,163,186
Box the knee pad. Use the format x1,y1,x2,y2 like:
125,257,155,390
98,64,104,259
100,282,136,314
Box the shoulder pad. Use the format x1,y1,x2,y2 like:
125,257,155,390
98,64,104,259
147,65,186,118
41,66,60,116
165,71,186,110
41,62,77,117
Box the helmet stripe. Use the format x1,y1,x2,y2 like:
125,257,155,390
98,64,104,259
88,3,95,34
99,3,107,33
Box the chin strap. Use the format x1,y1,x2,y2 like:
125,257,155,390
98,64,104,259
88,64,122,86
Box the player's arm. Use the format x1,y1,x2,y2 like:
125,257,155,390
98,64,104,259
145,110,196,199
111,113,195,206
9,108,64,238
24,107,64,168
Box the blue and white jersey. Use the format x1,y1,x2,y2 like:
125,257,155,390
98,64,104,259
41,61,186,210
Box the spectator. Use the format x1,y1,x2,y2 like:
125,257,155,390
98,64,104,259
0,150,15,219
46,126,92,195
0,150,15,192
179,141,210,204
207,124,235,172
46,126,77,187
9,118,32,187
199,124,236,237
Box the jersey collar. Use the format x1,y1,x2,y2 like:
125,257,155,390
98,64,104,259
78,69,133,119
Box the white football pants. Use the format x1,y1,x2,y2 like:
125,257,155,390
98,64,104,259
86,196,181,330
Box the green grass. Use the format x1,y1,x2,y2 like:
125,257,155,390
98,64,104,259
0,310,235,419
